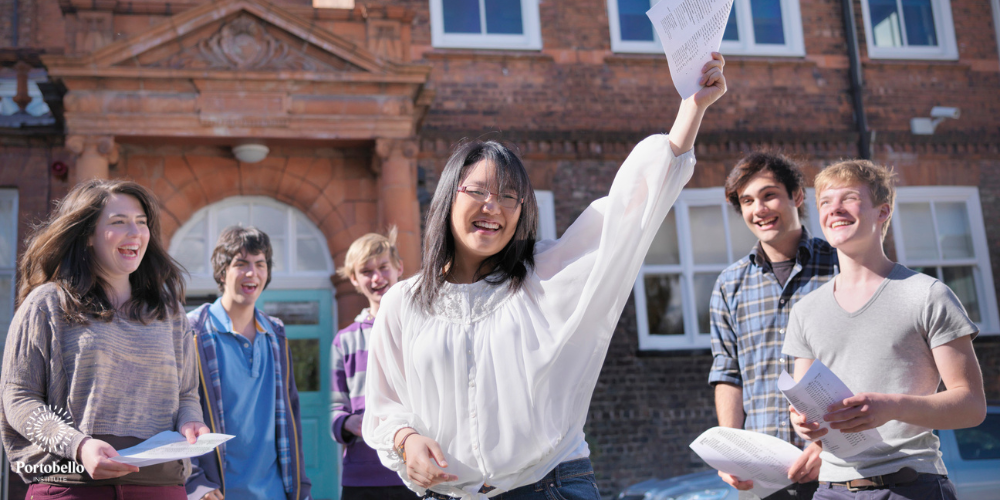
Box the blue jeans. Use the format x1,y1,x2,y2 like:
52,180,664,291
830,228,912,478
423,458,601,500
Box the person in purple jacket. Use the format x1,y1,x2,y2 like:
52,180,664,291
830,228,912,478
332,227,416,500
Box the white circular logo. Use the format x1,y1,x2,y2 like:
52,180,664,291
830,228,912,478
25,405,74,454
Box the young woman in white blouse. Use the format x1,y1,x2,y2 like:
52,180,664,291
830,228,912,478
363,55,727,500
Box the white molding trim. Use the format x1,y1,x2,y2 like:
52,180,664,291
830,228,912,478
858,0,959,60
430,0,542,50
608,0,805,57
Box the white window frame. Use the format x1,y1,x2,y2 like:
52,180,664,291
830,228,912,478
0,189,17,344
890,187,1000,334
430,0,542,50
636,188,755,350
607,0,805,57
858,0,958,60
535,190,557,241
168,196,335,294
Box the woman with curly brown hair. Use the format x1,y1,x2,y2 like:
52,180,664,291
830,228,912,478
1,179,208,499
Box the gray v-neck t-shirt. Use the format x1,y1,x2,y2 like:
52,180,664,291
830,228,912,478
783,264,978,481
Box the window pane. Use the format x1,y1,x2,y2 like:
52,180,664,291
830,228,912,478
750,0,785,44
690,206,728,264
898,203,939,260
647,210,680,265
901,0,937,46
297,238,328,272
271,237,286,273
288,338,320,392
253,205,287,239
443,0,481,34
644,274,685,335
485,0,523,34
0,196,14,266
217,205,250,232
723,7,739,41
954,414,1000,460
263,301,320,325
728,214,758,257
935,202,974,260
177,238,207,274
869,0,903,47
619,0,655,41
694,272,717,334
0,274,13,326
942,266,981,324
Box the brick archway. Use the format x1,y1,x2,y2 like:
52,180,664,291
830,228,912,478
122,146,378,271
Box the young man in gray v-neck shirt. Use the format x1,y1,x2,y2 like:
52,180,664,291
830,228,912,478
783,159,985,500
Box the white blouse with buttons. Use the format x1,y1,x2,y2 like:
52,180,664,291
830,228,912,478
362,135,696,499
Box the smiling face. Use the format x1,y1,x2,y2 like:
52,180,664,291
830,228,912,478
450,159,522,273
221,251,269,309
89,193,150,288
817,182,891,253
737,170,804,251
350,253,403,312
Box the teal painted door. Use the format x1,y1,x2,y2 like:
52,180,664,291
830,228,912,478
260,289,339,500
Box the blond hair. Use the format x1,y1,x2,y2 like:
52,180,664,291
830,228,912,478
814,159,897,239
337,226,402,280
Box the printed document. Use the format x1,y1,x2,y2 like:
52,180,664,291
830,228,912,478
690,427,802,499
777,361,883,458
645,0,734,99
110,431,234,467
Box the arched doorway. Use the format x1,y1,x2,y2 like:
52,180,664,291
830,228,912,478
169,196,340,499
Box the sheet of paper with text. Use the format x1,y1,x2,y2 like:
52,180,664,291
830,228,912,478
690,427,802,499
645,0,734,99
777,361,884,458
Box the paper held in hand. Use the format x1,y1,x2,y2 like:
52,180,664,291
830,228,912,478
778,360,883,458
645,0,735,99
690,427,803,499
109,431,234,467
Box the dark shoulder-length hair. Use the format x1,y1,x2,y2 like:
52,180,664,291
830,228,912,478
413,139,539,313
16,179,185,324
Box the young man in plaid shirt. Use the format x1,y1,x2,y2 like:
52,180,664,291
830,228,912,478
708,153,838,500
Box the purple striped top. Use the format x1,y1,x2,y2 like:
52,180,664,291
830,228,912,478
331,309,405,487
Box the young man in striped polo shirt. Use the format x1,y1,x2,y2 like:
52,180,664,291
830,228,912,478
331,227,417,500
708,153,838,500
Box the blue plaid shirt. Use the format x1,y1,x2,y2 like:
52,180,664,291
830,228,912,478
708,228,838,446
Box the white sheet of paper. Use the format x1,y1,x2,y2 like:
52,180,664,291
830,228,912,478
646,0,734,99
690,427,803,499
109,431,234,467
778,360,883,458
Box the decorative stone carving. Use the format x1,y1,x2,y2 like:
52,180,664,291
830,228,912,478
367,19,403,62
66,135,120,181
150,14,356,72
74,12,114,54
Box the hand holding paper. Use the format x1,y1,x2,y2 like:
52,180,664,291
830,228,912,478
777,360,884,458
690,427,803,499
646,0,735,99
109,431,234,468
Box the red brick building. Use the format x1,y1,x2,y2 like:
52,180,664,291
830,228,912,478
2,0,999,497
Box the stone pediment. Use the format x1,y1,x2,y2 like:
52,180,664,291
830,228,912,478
42,0,434,141
46,0,415,77
134,13,362,73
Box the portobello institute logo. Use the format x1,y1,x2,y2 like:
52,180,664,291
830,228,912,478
25,404,73,454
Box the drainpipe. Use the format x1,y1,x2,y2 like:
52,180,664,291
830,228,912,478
11,0,18,47
842,0,871,159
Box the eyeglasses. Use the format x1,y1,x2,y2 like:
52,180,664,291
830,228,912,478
457,186,523,210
